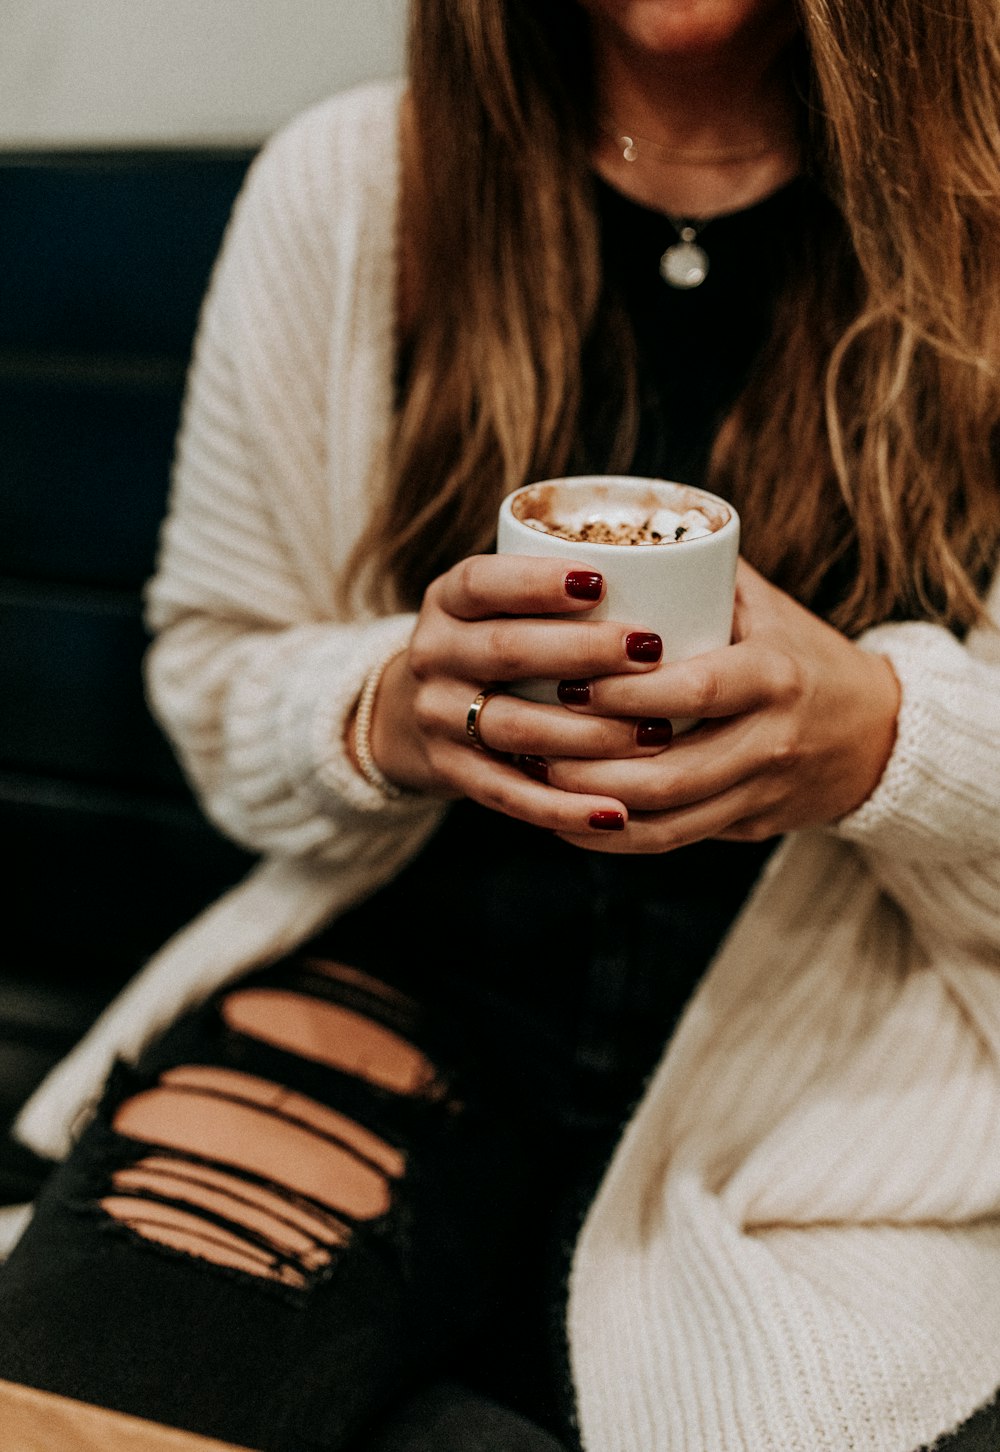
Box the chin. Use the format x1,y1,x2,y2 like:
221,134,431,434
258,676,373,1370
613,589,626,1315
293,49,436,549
582,0,794,57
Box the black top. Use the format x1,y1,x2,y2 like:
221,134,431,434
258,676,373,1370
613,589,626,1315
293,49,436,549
317,178,816,1138
583,172,811,486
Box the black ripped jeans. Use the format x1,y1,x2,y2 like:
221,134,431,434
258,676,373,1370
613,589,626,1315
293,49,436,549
1,805,996,1451
0,953,575,1450
0,804,771,1450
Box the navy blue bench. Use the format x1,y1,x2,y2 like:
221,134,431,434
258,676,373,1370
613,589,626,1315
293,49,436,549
0,148,258,1198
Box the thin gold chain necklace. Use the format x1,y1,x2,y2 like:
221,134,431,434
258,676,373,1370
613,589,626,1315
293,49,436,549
601,121,794,167
601,123,796,290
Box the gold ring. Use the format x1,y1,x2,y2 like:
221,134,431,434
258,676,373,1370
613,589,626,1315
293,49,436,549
465,688,494,747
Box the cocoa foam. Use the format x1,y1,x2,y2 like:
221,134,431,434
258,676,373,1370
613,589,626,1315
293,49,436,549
511,479,728,546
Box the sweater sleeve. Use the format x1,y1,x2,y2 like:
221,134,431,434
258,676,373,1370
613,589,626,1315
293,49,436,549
827,612,1000,956
144,92,446,864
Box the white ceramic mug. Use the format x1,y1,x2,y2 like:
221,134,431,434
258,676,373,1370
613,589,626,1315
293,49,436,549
496,474,740,730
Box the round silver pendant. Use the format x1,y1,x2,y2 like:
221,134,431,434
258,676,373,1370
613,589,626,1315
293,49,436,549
659,240,709,290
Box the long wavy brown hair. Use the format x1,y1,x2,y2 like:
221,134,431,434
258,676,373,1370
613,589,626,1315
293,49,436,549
351,0,1000,635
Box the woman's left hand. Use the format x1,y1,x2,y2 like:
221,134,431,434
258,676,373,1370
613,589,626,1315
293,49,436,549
553,561,901,853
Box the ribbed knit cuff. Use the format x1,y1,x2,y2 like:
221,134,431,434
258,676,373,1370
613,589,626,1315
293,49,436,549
278,612,436,821
832,621,1000,860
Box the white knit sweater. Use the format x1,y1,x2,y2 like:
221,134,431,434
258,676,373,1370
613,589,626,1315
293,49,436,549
12,82,1000,1452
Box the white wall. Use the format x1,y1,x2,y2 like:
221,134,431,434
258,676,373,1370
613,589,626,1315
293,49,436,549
0,0,407,147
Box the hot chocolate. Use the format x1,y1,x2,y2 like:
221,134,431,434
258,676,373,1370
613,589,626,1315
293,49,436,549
511,478,727,546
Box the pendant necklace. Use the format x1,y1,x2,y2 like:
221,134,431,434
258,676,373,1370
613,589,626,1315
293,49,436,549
659,218,710,290
609,125,792,292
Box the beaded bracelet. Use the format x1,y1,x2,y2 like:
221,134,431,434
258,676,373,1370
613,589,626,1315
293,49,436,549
352,650,404,801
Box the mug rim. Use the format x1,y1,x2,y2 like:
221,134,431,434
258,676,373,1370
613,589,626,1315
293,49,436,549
499,474,739,550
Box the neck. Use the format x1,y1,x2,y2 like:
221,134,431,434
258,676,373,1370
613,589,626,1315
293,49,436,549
590,15,801,218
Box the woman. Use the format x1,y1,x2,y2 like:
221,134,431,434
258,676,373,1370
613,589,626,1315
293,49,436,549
2,0,1000,1448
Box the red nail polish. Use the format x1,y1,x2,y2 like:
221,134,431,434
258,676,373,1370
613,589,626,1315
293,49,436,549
636,718,673,747
565,570,603,602
589,811,626,832
558,680,591,705
519,755,549,784
626,631,663,664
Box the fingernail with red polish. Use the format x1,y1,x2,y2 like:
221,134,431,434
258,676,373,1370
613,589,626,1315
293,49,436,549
589,810,626,832
519,755,549,784
565,570,603,602
558,679,591,705
626,631,663,664
636,718,673,748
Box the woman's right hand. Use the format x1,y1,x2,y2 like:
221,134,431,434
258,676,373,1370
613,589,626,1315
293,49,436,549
357,554,671,835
